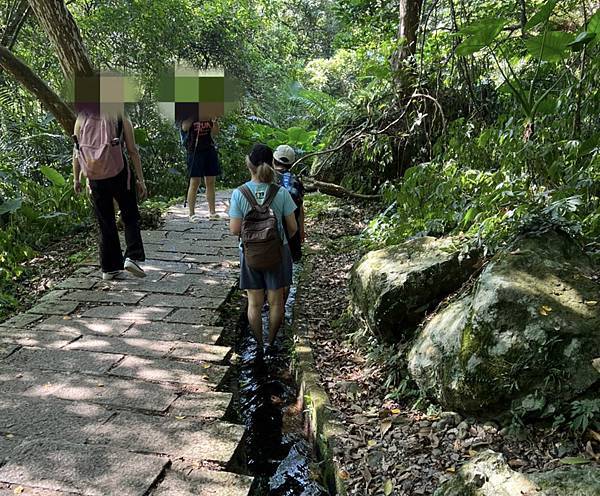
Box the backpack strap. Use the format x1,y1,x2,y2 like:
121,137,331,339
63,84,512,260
239,184,259,209
116,116,124,146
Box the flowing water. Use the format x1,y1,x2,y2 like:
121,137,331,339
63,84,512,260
235,267,330,495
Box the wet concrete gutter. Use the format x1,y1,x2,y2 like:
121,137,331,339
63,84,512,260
289,258,348,496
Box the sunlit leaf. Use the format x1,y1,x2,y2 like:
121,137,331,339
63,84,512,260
568,31,596,51
40,165,66,187
525,31,575,62
525,0,558,30
588,10,600,34
456,18,508,57
383,479,394,495
560,457,590,465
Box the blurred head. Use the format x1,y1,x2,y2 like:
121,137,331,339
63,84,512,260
246,143,274,183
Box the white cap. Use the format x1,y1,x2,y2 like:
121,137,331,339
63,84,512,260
273,144,296,166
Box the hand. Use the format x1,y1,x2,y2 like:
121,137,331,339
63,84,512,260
74,180,83,194
136,179,148,200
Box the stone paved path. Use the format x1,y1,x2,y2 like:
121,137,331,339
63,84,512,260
0,193,253,495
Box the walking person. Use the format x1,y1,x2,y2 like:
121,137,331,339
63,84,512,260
181,116,221,221
73,111,147,280
229,144,298,353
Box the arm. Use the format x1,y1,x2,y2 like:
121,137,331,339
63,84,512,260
211,118,219,136
181,118,193,132
122,117,147,200
72,116,83,193
285,212,298,239
230,217,241,235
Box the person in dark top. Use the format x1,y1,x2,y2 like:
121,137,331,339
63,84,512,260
181,117,221,221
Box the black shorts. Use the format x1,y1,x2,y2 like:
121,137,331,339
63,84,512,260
187,146,221,178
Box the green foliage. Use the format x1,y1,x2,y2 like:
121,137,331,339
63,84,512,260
569,399,600,433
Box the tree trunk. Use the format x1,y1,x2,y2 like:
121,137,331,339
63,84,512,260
0,46,76,132
1,0,30,49
303,178,382,201
27,0,94,78
393,0,424,67
518,0,527,37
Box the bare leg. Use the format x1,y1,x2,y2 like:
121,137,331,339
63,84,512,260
247,289,265,346
266,288,285,345
204,175,216,215
187,177,201,216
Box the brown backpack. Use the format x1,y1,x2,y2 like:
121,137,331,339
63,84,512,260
239,184,282,271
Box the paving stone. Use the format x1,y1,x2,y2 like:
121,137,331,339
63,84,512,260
62,289,146,305
169,392,233,419
87,411,244,463
82,305,173,321
153,469,252,496
95,279,190,294
36,316,132,336
154,242,218,255
0,343,19,358
141,259,197,273
28,301,79,316
0,328,80,349
181,254,224,264
3,348,123,376
0,436,18,460
0,482,71,495
143,251,185,262
181,231,227,241
167,342,230,362
139,294,225,309
0,397,112,442
0,439,168,496
38,290,69,303
165,308,220,326
56,277,97,290
0,367,70,396
1,313,43,328
65,335,173,357
110,356,228,387
158,221,192,232
122,322,223,344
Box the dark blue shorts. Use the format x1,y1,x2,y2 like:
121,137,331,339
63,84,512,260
240,245,293,290
187,146,221,178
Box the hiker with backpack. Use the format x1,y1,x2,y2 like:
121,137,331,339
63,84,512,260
181,116,221,221
73,111,147,280
273,144,305,263
229,144,298,352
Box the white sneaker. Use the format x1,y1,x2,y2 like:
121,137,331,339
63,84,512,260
124,258,146,278
102,270,121,280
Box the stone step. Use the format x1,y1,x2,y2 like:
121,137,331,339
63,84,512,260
0,440,168,496
87,411,245,463
36,316,132,337
0,328,81,349
81,305,173,321
153,468,253,496
122,322,223,344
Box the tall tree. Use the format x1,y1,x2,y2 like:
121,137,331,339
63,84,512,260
26,0,94,78
393,0,423,67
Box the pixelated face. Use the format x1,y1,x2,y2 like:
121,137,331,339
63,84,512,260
71,72,139,116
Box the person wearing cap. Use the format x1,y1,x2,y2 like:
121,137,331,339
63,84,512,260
273,144,305,263
229,144,298,353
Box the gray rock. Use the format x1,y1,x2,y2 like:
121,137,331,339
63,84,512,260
350,236,480,341
409,230,600,415
153,469,252,496
434,450,600,496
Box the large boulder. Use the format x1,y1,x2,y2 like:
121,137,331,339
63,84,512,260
408,230,600,415
350,236,481,341
434,450,600,496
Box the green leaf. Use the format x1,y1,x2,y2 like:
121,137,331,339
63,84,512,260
560,457,590,465
525,31,575,62
383,479,394,495
456,18,508,57
525,0,558,30
134,128,149,146
463,207,476,225
40,166,66,187
568,31,596,51
0,198,22,216
287,126,311,145
587,9,600,33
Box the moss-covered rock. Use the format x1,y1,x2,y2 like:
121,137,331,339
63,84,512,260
434,450,600,496
350,236,480,341
408,230,600,415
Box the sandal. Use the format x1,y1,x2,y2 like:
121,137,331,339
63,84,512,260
189,214,202,223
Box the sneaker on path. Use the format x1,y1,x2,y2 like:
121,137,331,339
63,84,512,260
124,258,146,278
102,270,121,280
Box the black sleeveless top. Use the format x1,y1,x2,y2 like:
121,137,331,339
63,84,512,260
187,120,214,152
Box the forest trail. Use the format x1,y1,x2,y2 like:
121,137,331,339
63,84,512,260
0,193,253,495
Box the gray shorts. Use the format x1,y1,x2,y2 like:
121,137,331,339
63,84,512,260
239,245,293,290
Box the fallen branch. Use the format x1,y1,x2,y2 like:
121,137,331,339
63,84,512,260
303,177,382,201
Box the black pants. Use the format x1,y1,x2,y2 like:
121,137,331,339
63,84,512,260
89,167,145,272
